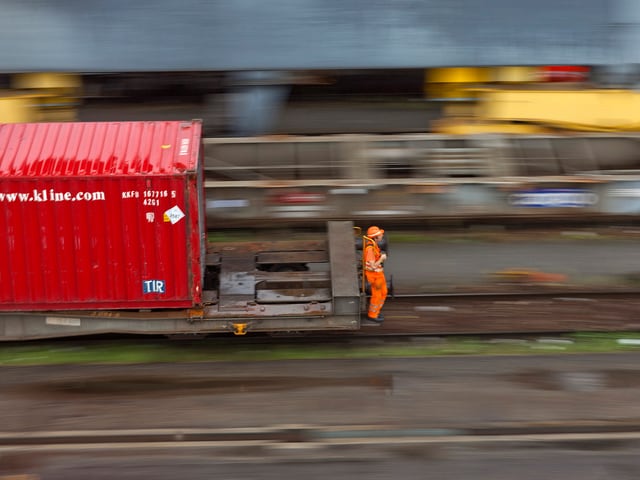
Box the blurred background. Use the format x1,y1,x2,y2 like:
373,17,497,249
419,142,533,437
6,4,640,478
4,0,640,230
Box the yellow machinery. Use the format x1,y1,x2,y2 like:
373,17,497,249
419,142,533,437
425,66,536,102
433,88,640,134
425,67,492,101
0,73,81,123
423,65,640,134
482,88,640,132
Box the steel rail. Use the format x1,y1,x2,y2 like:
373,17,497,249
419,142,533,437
2,424,640,452
391,289,640,300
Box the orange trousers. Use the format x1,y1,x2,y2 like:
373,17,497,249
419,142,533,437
365,271,387,319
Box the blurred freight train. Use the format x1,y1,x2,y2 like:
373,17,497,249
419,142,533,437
0,65,636,136
199,66,640,227
5,70,640,230
202,132,640,228
0,120,363,340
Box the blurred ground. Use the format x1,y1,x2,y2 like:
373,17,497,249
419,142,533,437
384,228,640,293
2,353,640,432
5,353,640,478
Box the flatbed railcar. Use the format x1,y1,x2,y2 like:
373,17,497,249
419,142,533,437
0,120,361,340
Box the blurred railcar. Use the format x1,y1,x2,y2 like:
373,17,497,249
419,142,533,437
202,133,640,228
0,120,361,340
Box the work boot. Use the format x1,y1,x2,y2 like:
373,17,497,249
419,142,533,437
366,314,384,323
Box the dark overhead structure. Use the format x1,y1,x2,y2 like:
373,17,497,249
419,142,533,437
1,0,636,72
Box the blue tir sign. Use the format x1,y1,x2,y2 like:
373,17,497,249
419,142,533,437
508,189,598,208
143,280,166,294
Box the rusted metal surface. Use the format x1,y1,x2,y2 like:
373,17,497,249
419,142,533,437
328,221,362,317
257,288,331,303
208,239,328,254
208,224,360,327
218,254,257,310
257,250,328,264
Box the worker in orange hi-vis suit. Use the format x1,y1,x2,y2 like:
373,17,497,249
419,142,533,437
363,226,388,323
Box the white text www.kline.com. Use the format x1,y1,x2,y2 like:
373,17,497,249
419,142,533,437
0,189,106,202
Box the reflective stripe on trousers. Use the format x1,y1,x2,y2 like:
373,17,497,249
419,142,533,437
365,270,387,319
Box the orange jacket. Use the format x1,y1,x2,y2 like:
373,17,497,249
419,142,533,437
363,237,385,273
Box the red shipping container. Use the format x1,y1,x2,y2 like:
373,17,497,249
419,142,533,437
0,120,205,311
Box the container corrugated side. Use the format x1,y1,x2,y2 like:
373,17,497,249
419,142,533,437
0,121,205,311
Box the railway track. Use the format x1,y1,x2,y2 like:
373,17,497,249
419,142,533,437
360,290,640,335
33,290,640,344
2,423,640,454
3,290,638,346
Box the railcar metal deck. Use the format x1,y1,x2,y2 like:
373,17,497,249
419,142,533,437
0,222,361,340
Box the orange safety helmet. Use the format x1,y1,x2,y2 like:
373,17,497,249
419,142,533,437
366,226,384,238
